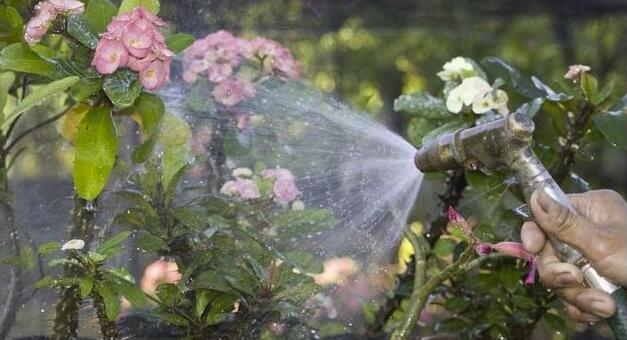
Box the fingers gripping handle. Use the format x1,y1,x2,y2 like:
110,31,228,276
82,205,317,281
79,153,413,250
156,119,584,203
515,153,627,338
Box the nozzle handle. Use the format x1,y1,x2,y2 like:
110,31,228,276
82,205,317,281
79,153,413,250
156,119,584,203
515,150,627,337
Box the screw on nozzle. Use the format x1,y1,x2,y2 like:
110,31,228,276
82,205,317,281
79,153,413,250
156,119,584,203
507,112,534,141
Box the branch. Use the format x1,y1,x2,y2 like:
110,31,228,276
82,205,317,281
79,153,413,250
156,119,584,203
5,110,67,152
391,245,476,340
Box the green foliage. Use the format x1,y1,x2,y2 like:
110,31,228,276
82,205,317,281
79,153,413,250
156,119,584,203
126,93,165,163
73,107,118,200
165,33,195,54
0,43,58,78
2,75,79,131
66,15,99,49
103,69,143,109
0,6,23,45
118,0,160,15
83,0,118,34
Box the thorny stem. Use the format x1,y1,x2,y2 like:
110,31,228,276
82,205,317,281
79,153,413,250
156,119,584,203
53,195,97,340
425,168,467,245
391,246,476,340
91,272,118,340
207,117,227,193
551,102,596,183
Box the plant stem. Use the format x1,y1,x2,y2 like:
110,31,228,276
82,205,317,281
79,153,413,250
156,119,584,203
91,272,118,340
0,178,22,340
425,168,467,245
391,246,476,340
53,195,97,340
551,102,595,183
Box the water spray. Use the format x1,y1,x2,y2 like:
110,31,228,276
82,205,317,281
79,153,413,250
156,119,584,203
414,111,627,338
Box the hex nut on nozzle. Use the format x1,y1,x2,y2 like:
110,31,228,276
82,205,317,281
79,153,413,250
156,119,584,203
507,112,534,141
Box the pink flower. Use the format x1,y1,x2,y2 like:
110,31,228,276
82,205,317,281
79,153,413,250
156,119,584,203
211,77,255,107
475,241,537,284
247,37,301,79
273,176,299,204
91,38,129,74
313,257,359,286
564,64,591,81
122,20,154,58
236,113,252,132
139,58,168,90
182,30,246,85
24,0,87,44
220,178,260,200
208,63,233,83
48,0,84,14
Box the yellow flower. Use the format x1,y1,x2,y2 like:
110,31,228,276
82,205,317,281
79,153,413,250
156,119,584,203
396,222,423,274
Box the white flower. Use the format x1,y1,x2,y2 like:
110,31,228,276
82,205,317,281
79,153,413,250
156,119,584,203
220,180,238,195
437,57,474,81
291,200,305,211
232,167,253,178
564,64,591,80
446,76,492,113
61,239,85,251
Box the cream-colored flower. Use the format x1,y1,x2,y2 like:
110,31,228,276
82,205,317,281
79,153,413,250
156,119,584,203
232,167,253,178
446,76,492,113
291,200,305,211
564,64,591,80
313,257,359,286
61,239,85,251
437,57,474,81
472,89,510,115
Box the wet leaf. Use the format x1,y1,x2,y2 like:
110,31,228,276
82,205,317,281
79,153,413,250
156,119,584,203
118,0,160,14
66,15,98,49
60,104,89,142
593,111,627,151
393,91,450,118
103,70,142,109
2,75,79,131
96,231,131,257
156,312,189,326
108,275,147,307
38,241,61,254
73,107,118,200
34,276,57,288
498,266,521,292
444,296,471,313
78,277,94,298
432,238,456,258
581,73,598,102
481,57,543,99
157,113,191,191
165,33,194,54
436,317,472,332
137,232,164,252
83,0,117,34
318,322,350,337
70,78,102,102
95,282,121,320
0,43,57,78
156,283,180,306
126,93,164,163
544,312,567,334
0,6,23,44
0,71,15,115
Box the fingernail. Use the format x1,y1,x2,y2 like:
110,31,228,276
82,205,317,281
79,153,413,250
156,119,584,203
591,300,614,318
555,272,577,286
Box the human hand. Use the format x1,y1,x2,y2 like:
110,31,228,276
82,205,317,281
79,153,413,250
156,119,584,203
521,189,627,322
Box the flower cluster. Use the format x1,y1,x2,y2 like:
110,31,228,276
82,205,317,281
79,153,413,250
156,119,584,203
220,166,302,206
24,0,85,44
438,57,509,115
91,7,174,90
313,257,359,286
564,64,591,83
182,31,301,107
448,206,537,284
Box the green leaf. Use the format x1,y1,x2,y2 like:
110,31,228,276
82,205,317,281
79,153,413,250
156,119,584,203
0,71,15,115
38,241,61,254
137,233,165,251
70,78,102,102
511,294,536,309
103,70,142,109
481,57,544,99
118,0,160,14
34,276,57,288
544,312,567,334
157,113,191,190
593,81,614,105
66,15,99,49
0,6,23,44
96,231,131,257
581,73,598,102
127,93,164,163
0,43,57,78
95,282,121,321
2,75,79,131
318,322,350,337
195,290,211,318
156,283,180,306
394,91,450,118
165,33,194,54
267,209,333,239
73,107,118,200
432,238,456,258
593,112,627,151
79,277,94,298
156,312,189,326
108,273,147,307
498,266,521,292
83,0,117,34
444,296,471,313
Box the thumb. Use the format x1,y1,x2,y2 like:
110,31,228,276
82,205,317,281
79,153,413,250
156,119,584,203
530,189,594,256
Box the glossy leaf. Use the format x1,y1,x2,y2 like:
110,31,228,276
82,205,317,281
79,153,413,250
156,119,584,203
157,113,191,191
103,70,142,109
96,231,131,257
78,277,94,298
108,273,147,307
38,241,61,254
73,107,118,200
126,93,164,163
70,78,102,102
95,282,121,320
580,73,598,102
156,283,180,306
481,57,543,99
165,33,195,54
2,75,79,131
137,233,164,251
118,0,160,14
393,91,450,118
0,43,57,78
0,71,14,122
66,15,98,49
593,112,627,151
60,104,90,142
0,6,23,44
83,0,117,34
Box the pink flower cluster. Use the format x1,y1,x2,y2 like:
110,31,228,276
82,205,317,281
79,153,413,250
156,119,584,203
220,178,261,200
24,0,85,44
182,31,301,107
448,206,537,284
261,167,300,204
91,7,174,90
